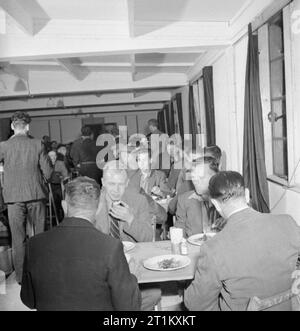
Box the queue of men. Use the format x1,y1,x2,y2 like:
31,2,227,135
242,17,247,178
0,112,300,311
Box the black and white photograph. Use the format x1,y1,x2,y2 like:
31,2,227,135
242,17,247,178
0,0,300,316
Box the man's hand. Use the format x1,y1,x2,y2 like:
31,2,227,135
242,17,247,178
151,186,164,197
110,202,134,226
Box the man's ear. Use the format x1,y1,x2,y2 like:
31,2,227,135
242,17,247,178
245,188,250,205
61,200,68,216
211,198,222,214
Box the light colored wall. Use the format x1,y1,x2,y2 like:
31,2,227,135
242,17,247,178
210,6,300,225
29,110,158,143
213,35,248,173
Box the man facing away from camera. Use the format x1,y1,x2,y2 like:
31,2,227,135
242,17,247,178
21,177,141,311
184,171,300,311
0,111,52,284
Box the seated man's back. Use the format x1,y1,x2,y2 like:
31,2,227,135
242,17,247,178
214,210,300,311
21,177,141,311
21,217,141,311
185,172,300,312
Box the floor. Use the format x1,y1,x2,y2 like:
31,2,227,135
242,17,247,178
0,272,30,311
0,272,183,311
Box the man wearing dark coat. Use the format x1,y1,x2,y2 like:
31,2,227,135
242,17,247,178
70,126,103,184
0,112,52,283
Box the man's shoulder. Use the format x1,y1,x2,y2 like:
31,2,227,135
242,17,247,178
123,187,148,206
28,220,121,250
178,190,196,202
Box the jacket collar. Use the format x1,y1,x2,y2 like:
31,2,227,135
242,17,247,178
59,217,95,228
226,208,258,226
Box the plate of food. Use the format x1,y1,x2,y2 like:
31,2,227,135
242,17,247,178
122,241,136,253
187,233,217,246
143,255,191,272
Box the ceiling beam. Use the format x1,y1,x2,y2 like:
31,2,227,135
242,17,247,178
0,0,35,35
0,61,28,81
126,0,135,38
56,58,90,81
187,50,226,83
0,85,178,101
0,104,164,119
130,54,137,81
0,20,230,61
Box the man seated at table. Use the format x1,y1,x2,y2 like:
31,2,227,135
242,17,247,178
184,171,300,311
204,145,224,170
166,141,184,193
136,148,172,197
21,177,141,311
95,160,153,243
174,157,222,238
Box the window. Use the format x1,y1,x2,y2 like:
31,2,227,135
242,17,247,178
268,12,288,181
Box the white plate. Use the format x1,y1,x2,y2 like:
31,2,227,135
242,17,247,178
143,255,191,272
187,233,217,246
122,241,136,253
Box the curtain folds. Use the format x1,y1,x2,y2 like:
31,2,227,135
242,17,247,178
175,93,184,139
189,86,198,149
157,109,166,133
203,66,216,146
243,24,270,213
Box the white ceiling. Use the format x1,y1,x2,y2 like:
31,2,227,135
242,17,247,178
134,0,250,22
0,0,274,117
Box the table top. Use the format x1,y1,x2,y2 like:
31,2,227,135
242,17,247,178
127,241,201,284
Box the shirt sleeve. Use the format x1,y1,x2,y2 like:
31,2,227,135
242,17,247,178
108,241,141,311
184,243,222,311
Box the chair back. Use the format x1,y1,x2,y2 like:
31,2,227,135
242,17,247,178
247,271,300,311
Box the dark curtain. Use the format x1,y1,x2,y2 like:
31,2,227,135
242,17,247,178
170,100,176,136
157,109,166,133
243,24,270,213
189,85,198,149
164,103,171,136
175,93,184,139
203,66,216,146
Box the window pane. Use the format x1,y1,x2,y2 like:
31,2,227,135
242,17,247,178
269,15,284,61
270,59,285,98
273,139,288,179
272,100,287,138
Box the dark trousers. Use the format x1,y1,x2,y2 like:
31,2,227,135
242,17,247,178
7,200,46,283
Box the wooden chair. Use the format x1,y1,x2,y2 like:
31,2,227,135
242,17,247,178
247,271,300,311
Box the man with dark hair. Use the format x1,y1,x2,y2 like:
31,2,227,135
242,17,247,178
0,111,52,283
174,157,221,237
185,171,300,311
21,177,141,311
204,145,224,170
70,125,103,184
148,119,161,136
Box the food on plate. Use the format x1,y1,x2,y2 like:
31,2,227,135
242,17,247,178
158,258,181,270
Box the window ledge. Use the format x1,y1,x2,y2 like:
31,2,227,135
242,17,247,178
267,175,289,187
267,176,300,194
